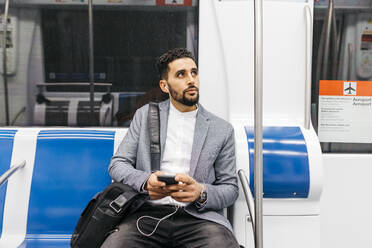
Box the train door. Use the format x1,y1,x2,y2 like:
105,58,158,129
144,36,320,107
312,0,372,247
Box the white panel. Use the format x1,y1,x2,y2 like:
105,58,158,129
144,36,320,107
201,0,314,125
232,121,250,245
0,129,40,248
321,154,372,248
211,0,253,120
199,0,230,121
113,128,128,154
301,125,323,203
261,1,308,123
244,215,320,248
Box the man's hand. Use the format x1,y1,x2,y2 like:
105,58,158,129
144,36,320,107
145,171,170,200
167,173,203,202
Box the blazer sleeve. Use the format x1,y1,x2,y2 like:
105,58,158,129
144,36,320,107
108,106,151,192
197,126,239,211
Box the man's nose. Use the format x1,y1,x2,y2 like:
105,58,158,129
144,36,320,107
186,72,195,85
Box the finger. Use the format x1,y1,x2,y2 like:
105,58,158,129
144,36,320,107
151,171,166,186
147,186,167,194
150,180,166,187
172,197,196,202
149,175,166,187
166,184,184,191
170,191,194,199
148,189,169,197
149,189,168,196
167,185,195,193
175,174,195,185
149,192,168,200
160,187,174,193
149,191,166,197
154,171,165,176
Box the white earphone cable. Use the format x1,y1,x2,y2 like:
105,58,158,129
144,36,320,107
136,205,180,237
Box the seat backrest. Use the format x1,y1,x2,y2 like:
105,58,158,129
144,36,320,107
0,130,18,238
26,130,114,241
245,126,310,198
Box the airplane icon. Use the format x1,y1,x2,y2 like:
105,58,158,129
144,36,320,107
344,82,356,95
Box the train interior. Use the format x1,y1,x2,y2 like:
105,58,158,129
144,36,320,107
1,0,372,247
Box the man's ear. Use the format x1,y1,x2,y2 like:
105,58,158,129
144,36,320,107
159,80,169,93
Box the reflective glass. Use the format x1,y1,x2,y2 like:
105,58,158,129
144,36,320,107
312,0,372,153
0,1,199,127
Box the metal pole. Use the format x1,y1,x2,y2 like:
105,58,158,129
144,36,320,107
0,160,26,187
313,11,326,132
322,0,333,80
321,0,334,151
305,6,313,130
331,13,339,79
2,0,10,126
253,0,263,247
347,43,353,80
238,169,256,234
88,0,95,125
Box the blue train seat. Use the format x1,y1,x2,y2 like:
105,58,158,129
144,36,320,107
0,130,17,238
245,126,310,198
20,130,115,247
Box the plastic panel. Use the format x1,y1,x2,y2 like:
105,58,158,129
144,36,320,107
0,130,17,237
18,236,70,248
25,130,114,245
245,126,310,198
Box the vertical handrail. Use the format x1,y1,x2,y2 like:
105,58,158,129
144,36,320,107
321,0,334,151
347,43,353,80
2,0,10,125
322,0,334,80
253,0,263,247
88,0,95,125
238,170,256,233
331,12,339,79
0,160,26,187
304,5,313,130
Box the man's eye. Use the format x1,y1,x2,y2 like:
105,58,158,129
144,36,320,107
192,71,198,76
177,72,184,77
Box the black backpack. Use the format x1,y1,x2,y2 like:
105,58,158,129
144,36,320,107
70,183,148,248
70,102,160,248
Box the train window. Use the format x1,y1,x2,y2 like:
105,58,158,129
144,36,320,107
0,1,199,127
312,0,372,153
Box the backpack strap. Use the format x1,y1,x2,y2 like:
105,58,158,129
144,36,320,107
147,102,161,172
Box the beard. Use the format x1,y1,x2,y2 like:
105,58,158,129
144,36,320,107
168,85,199,106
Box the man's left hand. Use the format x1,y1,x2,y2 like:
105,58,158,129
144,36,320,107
167,174,203,202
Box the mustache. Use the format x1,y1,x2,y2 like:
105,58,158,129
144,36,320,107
183,86,199,93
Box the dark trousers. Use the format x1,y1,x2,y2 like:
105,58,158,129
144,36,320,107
101,202,240,248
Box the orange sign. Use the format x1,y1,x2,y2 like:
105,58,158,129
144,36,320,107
319,80,372,96
318,80,372,143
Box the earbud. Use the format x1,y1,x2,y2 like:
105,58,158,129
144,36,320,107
165,86,169,91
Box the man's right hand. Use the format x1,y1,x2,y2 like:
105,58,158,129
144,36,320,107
145,171,169,200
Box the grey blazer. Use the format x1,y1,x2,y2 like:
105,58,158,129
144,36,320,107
109,99,238,232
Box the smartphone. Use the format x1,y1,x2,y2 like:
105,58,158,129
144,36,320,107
157,175,178,185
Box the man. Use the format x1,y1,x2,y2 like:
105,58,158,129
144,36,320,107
102,48,239,248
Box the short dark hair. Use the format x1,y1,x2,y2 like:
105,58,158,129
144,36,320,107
156,48,196,80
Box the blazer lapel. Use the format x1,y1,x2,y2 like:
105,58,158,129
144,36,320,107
158,100,170,160
189,105,210,178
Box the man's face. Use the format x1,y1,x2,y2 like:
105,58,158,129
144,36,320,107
165,57,199,106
